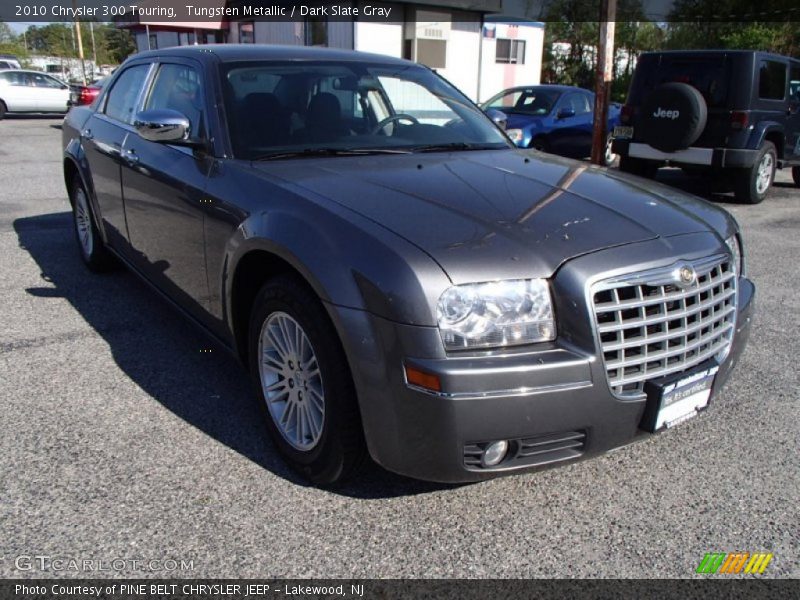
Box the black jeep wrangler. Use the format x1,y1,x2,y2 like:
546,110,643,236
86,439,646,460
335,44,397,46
613,50,800,203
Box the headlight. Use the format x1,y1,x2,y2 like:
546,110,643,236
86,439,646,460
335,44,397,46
725,234,743,277
436,279,556,350
506,128,523,144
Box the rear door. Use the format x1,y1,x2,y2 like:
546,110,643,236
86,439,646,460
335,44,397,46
0,71,38,111
82,63,152,253
121,59,211,318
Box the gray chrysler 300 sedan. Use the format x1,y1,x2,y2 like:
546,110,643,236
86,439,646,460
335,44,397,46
62,46,754,484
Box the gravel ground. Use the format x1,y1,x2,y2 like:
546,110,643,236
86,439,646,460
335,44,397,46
0,117,797,579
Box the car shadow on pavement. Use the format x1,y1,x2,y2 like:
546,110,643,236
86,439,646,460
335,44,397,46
648,168,738,205
14,212,462,499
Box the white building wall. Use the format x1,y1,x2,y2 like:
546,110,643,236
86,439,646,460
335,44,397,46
436,18,481,100
479,23,544,102
354,21,403,58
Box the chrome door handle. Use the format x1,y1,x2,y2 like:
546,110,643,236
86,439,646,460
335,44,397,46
123,149,139,165
82,129,93,140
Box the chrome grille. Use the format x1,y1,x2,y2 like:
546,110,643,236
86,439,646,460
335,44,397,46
591,255,737,397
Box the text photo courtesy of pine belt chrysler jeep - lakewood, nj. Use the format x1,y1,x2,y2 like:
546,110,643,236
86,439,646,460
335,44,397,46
62,45,754,485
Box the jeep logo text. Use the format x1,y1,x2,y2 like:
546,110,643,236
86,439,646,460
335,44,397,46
653,107,680,120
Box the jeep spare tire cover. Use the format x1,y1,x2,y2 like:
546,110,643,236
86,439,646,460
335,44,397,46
639,82,708,152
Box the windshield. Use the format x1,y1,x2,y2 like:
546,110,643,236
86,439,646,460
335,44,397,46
220,60,511,159
484,88,561,116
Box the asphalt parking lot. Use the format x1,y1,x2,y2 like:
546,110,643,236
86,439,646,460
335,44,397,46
0,116,797,579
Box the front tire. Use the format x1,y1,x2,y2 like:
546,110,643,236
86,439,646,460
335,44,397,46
70,178,115,271
734,142,776,204
530,136,549,153
248,276,366,485
792,166,800,187
0,101,6,120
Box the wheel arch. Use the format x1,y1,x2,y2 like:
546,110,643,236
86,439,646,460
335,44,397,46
750,122,784,159
228,245,337,366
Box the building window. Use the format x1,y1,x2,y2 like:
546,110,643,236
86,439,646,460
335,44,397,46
416,39,447,69
178,32,196,46
148,34,158,50
305,19,328,46
239,22,255,44
758,60,786,100
496,39,525,64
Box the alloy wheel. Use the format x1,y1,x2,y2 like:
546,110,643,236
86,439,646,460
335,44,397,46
258,312,325,451
74,187,94,258
756,152,773,195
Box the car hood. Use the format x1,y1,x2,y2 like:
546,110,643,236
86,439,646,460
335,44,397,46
251,149,733,284
504,113,546,130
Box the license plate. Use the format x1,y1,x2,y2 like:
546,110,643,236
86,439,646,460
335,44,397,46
613,125,633,139
641,363,719,432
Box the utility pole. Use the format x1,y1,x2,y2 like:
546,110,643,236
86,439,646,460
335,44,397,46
90,21,97,71
590,0,616,165
72,0,86,84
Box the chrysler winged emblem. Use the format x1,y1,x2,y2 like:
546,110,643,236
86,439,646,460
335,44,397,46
676,264,697,288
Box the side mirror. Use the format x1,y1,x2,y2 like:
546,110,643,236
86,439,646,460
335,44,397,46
557,107,575,119
485,108,508,130
134,109,191,143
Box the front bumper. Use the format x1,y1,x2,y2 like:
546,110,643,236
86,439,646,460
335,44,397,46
329,236,755,483
613,140,760,168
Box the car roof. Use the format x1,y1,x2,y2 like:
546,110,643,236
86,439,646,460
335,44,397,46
0,69,58,75
131,44,419,67
638,49,798,63
495,84,587,94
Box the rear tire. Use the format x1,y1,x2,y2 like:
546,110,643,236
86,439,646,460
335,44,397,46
248,276,367,486
734,142,775,204
602,134,617,167
619,155,658,179
70,178,116,272
792,166,800,187
0,101,6,120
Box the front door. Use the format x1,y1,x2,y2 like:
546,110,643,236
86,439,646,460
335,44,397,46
81,63,152,253
28,72,70,112
121,60,211,319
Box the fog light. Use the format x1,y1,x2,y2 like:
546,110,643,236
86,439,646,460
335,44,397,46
482,440,509,467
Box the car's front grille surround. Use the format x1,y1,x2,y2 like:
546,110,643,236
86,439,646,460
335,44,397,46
591,254,737,397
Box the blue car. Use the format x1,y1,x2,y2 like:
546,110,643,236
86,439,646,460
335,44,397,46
482,84,621,166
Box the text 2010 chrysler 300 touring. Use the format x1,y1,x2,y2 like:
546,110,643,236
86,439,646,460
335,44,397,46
62,46,754,484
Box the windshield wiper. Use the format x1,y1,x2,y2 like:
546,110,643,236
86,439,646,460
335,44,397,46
253,147,412,161
410,142,505,153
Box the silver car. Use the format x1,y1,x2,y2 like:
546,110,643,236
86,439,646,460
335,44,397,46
0,69,71,119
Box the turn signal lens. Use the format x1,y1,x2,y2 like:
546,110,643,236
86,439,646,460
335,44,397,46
620,104,634,124
405,365,442,393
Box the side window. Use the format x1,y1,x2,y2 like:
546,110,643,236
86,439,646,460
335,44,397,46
104,65,150,125
570,94,592,114
758,60,786,100
30,73,64,88
145,63,204,138
5,72,31,87
790,64,800,102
